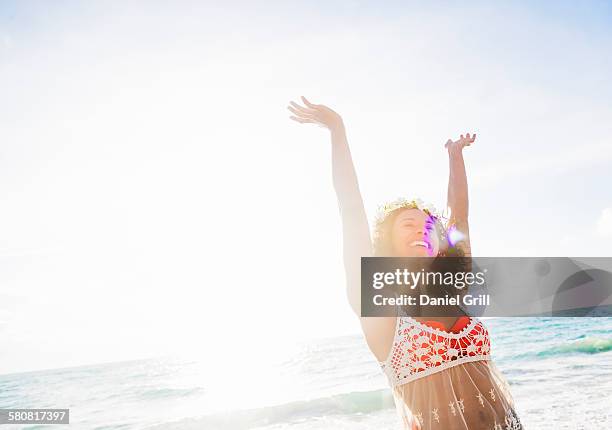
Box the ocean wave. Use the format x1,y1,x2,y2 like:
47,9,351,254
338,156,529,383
140,386,203,399
145,389,394,430
537,337,612,357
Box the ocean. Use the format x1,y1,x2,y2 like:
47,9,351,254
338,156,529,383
1,318,611,429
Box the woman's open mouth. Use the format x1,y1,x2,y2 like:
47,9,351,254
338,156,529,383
409,240,430,250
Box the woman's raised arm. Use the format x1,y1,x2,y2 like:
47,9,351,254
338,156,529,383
288,97,372,316
444,133,476,256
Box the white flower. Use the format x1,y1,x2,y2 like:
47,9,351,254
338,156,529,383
373,196,445,232
424,202,436,213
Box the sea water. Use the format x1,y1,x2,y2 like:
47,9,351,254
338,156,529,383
1,318,611,429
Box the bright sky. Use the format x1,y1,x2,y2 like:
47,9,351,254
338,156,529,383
1,0,611,375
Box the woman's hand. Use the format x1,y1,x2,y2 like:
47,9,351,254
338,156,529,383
287,96,344,133
445,133,476,154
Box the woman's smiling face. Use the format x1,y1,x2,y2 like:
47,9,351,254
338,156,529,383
390,208,441,257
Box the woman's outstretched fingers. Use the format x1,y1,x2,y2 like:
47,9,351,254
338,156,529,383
287,97,343,131
289,101,315,115
445,133,476,151
301,96,317,108
287,105,315,119
289,115,315,124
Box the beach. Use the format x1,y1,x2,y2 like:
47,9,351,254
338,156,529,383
1,317,611,429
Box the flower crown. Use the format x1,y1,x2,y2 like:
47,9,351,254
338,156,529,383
373,197,450,229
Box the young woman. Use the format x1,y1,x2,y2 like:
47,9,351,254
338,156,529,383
288,97,524,430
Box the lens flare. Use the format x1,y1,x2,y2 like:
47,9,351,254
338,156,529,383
447,225,465,246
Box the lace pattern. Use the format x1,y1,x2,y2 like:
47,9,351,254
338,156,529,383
381,316,492,386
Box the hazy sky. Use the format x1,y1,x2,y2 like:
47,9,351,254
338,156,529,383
1,0,611,374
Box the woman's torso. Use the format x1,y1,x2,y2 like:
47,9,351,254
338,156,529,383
380,316,523,430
